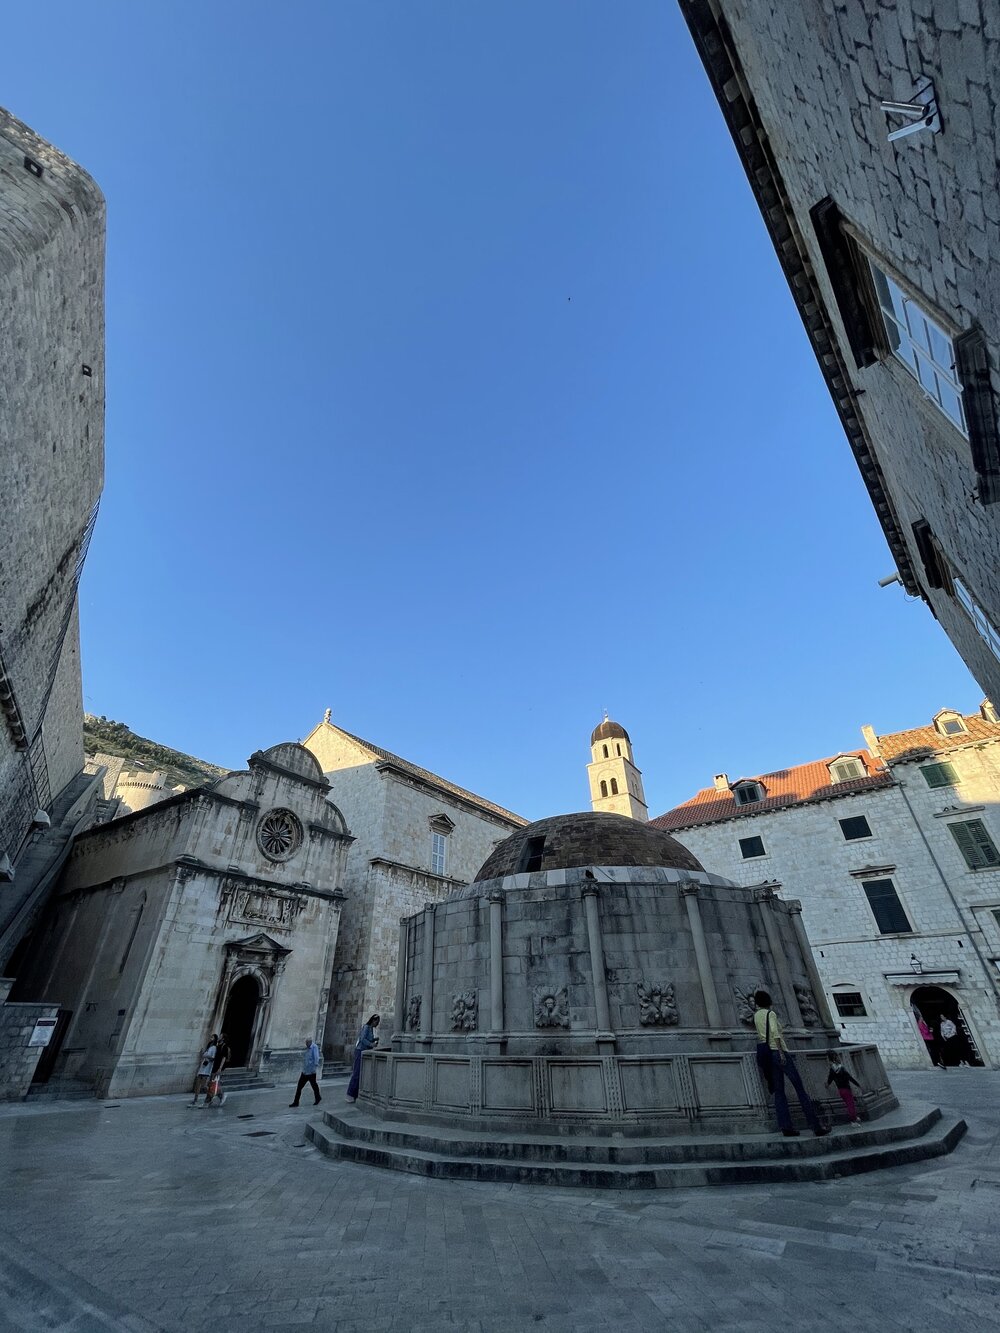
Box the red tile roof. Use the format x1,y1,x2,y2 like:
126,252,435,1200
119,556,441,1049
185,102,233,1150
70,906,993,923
652,751,892,831
875,712,1000,761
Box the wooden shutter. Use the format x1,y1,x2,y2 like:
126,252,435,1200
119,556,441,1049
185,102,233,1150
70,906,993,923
950,819,1000,869
810,198,878,369
955,327,1000,505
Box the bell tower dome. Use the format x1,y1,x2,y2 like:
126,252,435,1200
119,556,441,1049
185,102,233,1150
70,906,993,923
587,715,648,821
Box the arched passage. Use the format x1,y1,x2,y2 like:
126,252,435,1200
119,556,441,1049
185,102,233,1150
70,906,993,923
910,985,983,1067
223,974,261,1068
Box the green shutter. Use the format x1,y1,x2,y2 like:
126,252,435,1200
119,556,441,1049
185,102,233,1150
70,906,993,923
922,762,960,788
949,820,1000,869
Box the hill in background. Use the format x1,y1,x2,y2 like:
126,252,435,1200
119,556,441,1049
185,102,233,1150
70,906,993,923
83,715,228,793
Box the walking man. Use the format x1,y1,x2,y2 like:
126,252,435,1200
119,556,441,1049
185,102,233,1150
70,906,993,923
205,1032,230,1106
754,990,830,1138
289,1036,322,1108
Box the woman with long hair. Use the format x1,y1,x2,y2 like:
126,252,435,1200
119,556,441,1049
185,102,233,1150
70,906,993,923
346,1013,380,1102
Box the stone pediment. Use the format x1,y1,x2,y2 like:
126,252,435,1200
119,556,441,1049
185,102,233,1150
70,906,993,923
224,932,292,959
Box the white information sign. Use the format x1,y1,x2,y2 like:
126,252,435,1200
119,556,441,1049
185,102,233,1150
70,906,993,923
28,1018,57,1048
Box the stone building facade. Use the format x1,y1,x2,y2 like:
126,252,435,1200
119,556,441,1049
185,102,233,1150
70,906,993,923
0,105,106,1092
10,743,350,1096
679,2,1000,701
303,715,527,1058
653,706,1000,1069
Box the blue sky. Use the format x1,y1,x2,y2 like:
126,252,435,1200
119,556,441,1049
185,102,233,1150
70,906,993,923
5,1,980,821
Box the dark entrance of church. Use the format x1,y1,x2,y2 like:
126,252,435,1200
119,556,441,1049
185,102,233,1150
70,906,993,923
223,975,260,1068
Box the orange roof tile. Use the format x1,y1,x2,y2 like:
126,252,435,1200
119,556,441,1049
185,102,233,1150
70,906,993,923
652,751,892,831
875,712,1000,761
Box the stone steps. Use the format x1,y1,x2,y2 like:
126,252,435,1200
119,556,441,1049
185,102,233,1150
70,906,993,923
305,1103,966,1188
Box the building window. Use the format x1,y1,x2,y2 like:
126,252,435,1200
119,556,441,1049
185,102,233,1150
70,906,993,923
832,990,868,1018
948,819,1000,870
982,700,999,724
868,260,967,434
840,815,872,841
520,835,546,873
733,782,763,805
610,778,619,795
921,761,961,789
431,831,448,877
600,780,608,798
861,878,913,934
602,745,608,758
739,835,765,859
829,757,865,783
939,717,966,735
954,578,1000,663
616,743,621,756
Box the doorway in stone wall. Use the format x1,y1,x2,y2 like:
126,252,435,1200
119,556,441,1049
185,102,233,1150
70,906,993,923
222,975,261,1068
910,985,983,1067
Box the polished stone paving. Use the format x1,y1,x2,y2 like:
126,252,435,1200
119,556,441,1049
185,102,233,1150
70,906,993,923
1,1070,998,1332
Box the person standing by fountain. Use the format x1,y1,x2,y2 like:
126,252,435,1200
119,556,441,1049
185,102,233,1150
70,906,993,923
754,990,830,1139
346,1014,380,1103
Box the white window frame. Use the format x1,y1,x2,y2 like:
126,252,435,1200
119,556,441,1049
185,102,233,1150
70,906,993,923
831,987,869,1019
431,831,448,877
733,782,762,806
954,578,1000,663
868,259,967,435
829,756,865,783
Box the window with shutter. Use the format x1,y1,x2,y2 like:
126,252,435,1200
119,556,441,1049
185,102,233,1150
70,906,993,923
955,326,1000,505
921,762,961,789
861,878,913,934
948,820,1000,870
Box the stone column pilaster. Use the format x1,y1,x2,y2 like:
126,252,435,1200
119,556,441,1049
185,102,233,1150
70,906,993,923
488,891,505,1034
755,887,803,1027
420,904,435,1039
788,902,838,1032
393,917,408,1041
680,881,723,1029
582,886,612,1035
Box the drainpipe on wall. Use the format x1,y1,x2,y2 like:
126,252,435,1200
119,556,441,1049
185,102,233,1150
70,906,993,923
894,777,1000,1018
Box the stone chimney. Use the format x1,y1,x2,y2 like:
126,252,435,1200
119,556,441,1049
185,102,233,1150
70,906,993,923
713,773,730,791
861,725,881,759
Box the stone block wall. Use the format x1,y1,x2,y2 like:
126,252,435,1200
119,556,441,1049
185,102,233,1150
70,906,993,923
0,979,58,1100
0,108,104,862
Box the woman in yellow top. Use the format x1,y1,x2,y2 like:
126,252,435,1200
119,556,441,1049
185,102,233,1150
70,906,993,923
754,989,830,1138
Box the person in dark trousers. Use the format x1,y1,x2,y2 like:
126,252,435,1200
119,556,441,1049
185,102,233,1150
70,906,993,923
346,1014,380,1103
288,1036,322,1108
189,1035,218,1106
826,1052,862,1126
754,990,830,1138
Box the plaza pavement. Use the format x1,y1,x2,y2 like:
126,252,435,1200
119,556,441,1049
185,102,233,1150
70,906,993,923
0,1069,998,1333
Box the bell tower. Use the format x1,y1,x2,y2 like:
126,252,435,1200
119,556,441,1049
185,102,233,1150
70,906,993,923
587,715,648,821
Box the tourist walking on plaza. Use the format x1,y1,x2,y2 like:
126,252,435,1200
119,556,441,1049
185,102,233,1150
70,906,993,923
346,1014,380,1103
754,991,830,1139
289,1036,323,1108
826,1053,862,1126
189,1035,218,1106
204,1032,230,1106
939,1015,961,1067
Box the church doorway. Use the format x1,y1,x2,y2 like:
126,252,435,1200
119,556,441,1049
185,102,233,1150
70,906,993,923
910,985,983,1067
222,975,261,1068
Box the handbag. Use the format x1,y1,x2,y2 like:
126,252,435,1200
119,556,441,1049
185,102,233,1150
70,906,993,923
756,1010,776,1093
207,1076,220,1098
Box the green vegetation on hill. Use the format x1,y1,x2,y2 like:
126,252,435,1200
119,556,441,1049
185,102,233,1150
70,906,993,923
83,715,227,793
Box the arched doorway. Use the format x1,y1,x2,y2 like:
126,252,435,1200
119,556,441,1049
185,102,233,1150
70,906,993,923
910,985,983,1067
223,974,261,1068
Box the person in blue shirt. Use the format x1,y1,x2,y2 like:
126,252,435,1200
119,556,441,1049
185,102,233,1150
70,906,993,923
346,1014,380,1103
288,1036,322,1108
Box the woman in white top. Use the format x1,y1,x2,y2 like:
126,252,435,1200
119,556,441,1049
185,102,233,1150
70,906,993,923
189,1035,218,1106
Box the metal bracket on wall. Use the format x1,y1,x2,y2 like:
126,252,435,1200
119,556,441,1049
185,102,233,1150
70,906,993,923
881,78,940,142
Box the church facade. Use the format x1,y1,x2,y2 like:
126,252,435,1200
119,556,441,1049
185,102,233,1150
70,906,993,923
303,715,527,1058
12,743,350,1096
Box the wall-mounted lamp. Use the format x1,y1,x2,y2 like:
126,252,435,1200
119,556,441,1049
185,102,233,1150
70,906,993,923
910,954,923,974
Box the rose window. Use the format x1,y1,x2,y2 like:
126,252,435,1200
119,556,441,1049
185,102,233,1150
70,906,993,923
256,808,303,862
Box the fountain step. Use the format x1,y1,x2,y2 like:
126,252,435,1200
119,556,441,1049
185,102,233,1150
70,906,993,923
305,1103,966,1188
